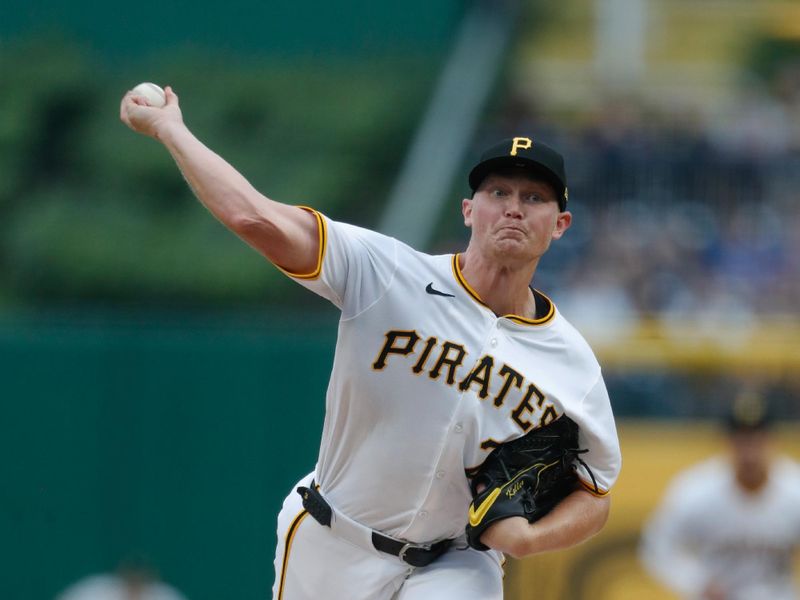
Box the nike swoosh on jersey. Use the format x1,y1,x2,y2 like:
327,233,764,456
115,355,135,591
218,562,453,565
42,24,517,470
425,282,455,298
468,487,501,526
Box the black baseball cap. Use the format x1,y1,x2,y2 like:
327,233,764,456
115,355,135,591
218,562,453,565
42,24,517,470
725,392,773,432
468,137,568,211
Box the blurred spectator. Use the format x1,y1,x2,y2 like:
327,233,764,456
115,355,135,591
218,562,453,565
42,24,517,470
638,392,800,600
55,559,187,600
554,264,638,343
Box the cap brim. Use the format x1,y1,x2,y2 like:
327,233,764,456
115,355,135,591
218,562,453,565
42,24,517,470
469,156,565,200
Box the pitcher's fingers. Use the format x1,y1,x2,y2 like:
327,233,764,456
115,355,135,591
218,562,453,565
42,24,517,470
130,95,150,106
164,86,179,106
119,92,133,125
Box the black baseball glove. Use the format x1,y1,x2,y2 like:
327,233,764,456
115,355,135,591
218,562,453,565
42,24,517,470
465,414,597,551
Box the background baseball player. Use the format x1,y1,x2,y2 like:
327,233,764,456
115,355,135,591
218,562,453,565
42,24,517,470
120,86,622,600
55,559,188,600
639,393,800,600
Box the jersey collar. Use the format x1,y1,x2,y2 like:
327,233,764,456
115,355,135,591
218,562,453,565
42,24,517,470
450,254,555,326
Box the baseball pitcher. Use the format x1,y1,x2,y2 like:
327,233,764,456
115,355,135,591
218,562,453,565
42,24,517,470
120,86,622,600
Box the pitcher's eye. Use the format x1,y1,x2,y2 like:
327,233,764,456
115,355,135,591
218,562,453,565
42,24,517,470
521,192,549,203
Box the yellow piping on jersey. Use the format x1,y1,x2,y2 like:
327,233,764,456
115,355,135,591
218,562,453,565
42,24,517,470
579,477,609,497
277,509,310,599
451,254,555,325
276,206,327,280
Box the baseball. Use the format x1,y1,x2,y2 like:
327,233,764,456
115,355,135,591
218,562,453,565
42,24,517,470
131,82,166,108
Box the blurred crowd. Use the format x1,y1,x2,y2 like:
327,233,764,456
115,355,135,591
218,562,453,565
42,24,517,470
477,66,800,337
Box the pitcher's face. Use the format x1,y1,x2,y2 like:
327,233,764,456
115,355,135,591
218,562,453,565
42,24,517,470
463,172,571,264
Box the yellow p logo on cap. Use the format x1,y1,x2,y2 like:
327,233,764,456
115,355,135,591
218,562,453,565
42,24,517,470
510,137,532,156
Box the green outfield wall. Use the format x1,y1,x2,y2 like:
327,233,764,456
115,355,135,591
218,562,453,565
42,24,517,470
0,313,337,600
1,1,465,59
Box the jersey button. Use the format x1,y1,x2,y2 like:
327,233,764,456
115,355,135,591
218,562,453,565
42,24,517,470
454,423,463,433
490,337,498,347
418,510,428,519
435,470,445,479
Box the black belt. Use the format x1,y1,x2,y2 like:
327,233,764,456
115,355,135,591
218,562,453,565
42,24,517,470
297,483,452,568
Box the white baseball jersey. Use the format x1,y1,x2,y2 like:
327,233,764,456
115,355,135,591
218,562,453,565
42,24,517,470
56,575,187,600
640,456,800,600
282,209,621,543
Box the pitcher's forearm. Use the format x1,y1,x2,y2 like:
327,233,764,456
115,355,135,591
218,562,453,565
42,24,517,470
157,121,272,229
524,490,610,555
155,120,319,271
482,490,610,558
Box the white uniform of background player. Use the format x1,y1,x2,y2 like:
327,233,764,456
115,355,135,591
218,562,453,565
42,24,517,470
56,562,188,600
640,396,800,600
119,89,622,600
